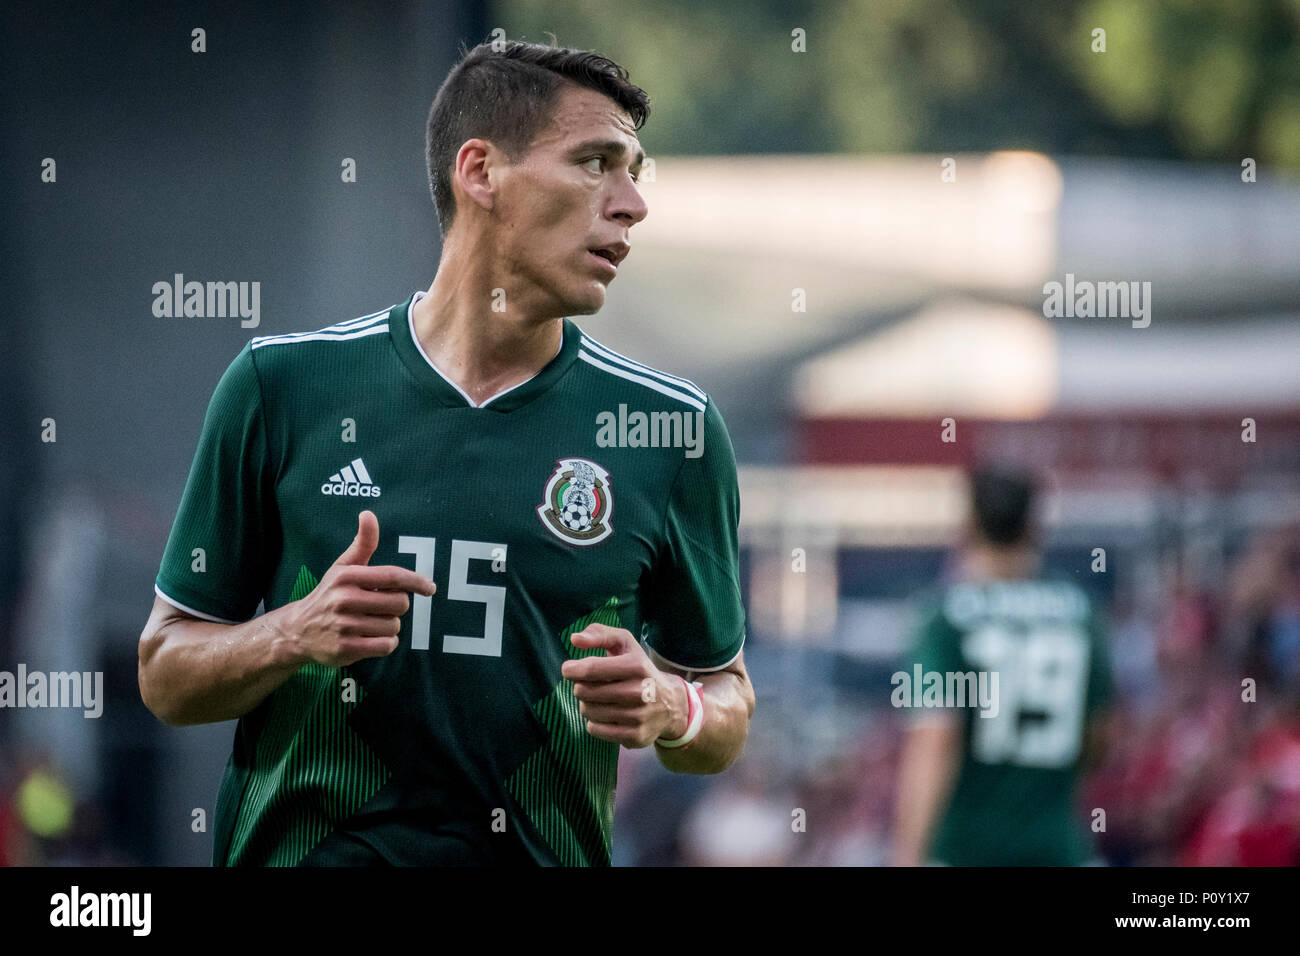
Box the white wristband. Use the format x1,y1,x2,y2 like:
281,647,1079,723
655,678,704,749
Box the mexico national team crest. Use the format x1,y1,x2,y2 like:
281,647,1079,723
537,458,613,546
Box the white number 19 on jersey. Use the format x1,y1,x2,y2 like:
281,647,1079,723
961,624,1090,768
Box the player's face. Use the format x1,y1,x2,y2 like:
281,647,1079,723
495,84,648,317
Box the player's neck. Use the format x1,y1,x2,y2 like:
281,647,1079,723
962,544,1039,582
414,247,565,406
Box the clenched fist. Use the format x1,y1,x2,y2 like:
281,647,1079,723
561,623,689,747
281,510,435,667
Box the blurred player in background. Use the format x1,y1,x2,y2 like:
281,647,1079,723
892,466,1113,866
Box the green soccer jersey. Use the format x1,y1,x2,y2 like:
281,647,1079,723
908,577,1111,866
154,291,746,867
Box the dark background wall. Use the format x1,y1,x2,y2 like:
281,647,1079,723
1,0,488,864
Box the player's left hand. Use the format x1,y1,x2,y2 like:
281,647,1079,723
562,624,689,748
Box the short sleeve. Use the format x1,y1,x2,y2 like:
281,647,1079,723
154,343,278,624
898,596,965,726
908,596,964,677
639,398,746,671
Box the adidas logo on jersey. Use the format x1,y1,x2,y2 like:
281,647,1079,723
321,458,381,497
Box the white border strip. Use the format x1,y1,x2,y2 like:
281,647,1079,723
154,583,244,625
406,290,560,408
643,634,745,674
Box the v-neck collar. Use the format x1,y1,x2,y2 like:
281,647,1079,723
389,290,581,412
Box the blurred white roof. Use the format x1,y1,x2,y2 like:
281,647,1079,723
583,153,1300,440
793,300,1300,417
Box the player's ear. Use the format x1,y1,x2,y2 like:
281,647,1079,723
453,138,498,216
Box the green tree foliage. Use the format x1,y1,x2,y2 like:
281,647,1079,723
496,0,1300,169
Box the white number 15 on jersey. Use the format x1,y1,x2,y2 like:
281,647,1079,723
398,536,506,657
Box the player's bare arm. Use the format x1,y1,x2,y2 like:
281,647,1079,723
139,510,434,726
891,715,962,866
648,645,754,775
561,623,754,774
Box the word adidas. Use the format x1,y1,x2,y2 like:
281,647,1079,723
151,273,260,328
321,458,381,497
595,404,705,458
0,665,103,718
1042,273,1151,328
50,886,151,936
890,665,999,718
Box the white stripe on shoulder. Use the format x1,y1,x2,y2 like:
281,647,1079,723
251,317,389,350
577,350,707,412
327,304,395,329
249,306,390,344
578,334,707,401
250,306,391,347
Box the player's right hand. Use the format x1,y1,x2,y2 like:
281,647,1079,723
281,509,435,667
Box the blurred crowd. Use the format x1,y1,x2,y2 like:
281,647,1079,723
615,525,1300,866
1088,527,1300,866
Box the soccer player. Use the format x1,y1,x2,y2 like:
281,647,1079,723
891,467,1112,866
137,40,754,866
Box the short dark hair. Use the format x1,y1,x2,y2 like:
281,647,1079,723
425,39,650,239
969,466,1037,546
